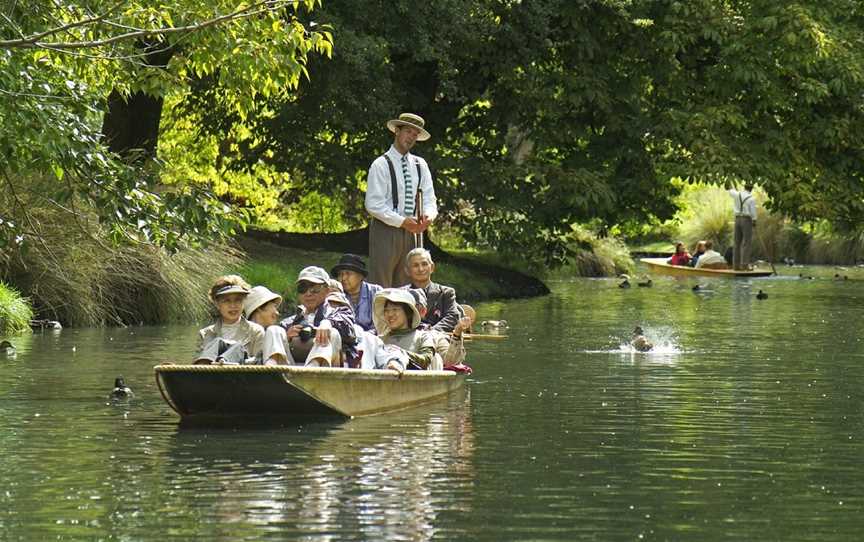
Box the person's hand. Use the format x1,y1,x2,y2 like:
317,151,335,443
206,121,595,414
314,327,331,345
386,360,404,377
286,325,302,339
400,217,422,234
416,215,432,233
453,316,471,338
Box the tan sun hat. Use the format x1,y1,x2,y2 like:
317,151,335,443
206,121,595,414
373,288,422,334
243,286,282,318
386,113,431,141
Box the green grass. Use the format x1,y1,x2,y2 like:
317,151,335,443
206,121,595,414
0,282,34,336
237,237,514,302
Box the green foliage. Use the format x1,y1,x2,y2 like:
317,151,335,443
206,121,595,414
0,282,34,336
183,0,864,267
0,1,332,252
677,186,737,253
0,186,242,326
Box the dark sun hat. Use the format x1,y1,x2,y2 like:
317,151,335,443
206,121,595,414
331,254,369,278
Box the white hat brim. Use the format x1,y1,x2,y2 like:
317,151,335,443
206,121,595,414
386,119,431,141
372,290,422,334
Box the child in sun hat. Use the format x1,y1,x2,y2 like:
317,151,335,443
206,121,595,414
244,286,283,329
195,274,265,364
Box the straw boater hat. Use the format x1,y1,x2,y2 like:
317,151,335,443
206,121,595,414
243,286,282,317
386,113,431,141
373,288,422,334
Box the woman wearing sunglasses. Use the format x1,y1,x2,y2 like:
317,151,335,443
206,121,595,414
261,266,358,367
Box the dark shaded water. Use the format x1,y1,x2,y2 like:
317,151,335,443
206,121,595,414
2,265,864,540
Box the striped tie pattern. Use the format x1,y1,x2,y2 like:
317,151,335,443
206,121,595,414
402,155,414,216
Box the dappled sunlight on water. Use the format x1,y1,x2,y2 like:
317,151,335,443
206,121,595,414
3,264,864,540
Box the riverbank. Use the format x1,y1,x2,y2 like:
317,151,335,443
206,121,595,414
0,282,33,336
235,230,549,302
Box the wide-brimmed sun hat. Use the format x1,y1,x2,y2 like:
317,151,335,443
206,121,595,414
331,253,369,278
243,286,282,317
386,113,431,141
373,288,422,333
296,266,330,285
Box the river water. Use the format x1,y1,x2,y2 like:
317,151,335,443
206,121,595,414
2,265,863,541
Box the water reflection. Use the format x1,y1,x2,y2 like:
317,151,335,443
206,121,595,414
158,391,474,541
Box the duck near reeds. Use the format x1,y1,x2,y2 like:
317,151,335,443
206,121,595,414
1,340,15,356
756,290,768,300
799,273,814,280
109,377,134,399
834,273,849,281
692,284,704,292
637,279,653,288
631,326,654,352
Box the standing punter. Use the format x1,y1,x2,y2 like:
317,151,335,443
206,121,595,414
365,113,438,287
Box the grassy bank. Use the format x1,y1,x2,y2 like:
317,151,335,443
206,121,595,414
235,237,518,302
0,282,33,336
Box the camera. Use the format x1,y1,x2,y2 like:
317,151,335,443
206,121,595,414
298,325,315,342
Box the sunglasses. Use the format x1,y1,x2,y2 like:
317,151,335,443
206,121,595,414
297,283,325,295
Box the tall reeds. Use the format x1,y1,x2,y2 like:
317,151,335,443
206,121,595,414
0,282,33,335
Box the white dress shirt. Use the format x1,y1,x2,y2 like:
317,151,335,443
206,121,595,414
729,188,757,220
365,145,438,228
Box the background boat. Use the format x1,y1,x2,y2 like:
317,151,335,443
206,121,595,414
640,257,774,277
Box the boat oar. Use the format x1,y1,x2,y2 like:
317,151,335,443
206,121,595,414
756,230,777,275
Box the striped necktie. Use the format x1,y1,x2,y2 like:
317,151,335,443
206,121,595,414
402,155,414,216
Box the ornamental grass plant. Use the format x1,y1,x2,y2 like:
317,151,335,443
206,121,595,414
0,282,34,336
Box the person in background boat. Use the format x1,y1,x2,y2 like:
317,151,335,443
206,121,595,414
195,275,265,365
365,113,438,287
694,240,728,269
261,266,358,368
243,286,283,329
373,288,438,372
666,241,691,266
729,182,757,270
402,248,462,333
689,240,707,268
331,253,383,333
407,288,471,367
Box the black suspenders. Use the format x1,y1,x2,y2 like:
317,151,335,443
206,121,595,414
382,154,422,211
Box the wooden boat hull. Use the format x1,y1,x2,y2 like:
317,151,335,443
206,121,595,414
154,364,467,419
640,258,774,278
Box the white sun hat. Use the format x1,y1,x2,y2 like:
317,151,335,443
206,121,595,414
243,286,282,318
373,288,422,334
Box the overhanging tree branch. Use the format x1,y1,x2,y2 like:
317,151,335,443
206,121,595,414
0,0,302,50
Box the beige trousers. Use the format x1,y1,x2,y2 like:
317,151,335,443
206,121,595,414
368,218,416,288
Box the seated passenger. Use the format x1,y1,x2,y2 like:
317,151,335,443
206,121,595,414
244,286,283,328
689,240,707,267
262,266,357,367
667,242,691,266
401,248,461,332
407,288,471,368
195,275,264,364
332,253,383,333
694,240,728,269
373,288,437,371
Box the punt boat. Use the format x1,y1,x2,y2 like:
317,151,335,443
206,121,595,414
640,257,775,278
154,364,468,420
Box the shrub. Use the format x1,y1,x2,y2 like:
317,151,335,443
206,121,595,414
0,282,34,335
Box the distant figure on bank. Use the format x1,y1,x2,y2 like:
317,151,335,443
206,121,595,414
694,240,728,269
729,182,757,270
689,240,707,268
365,113,438,287
331,253,383,333
667,242,691,266
402,248,461,332
631,326,654,352
195,275,264,365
